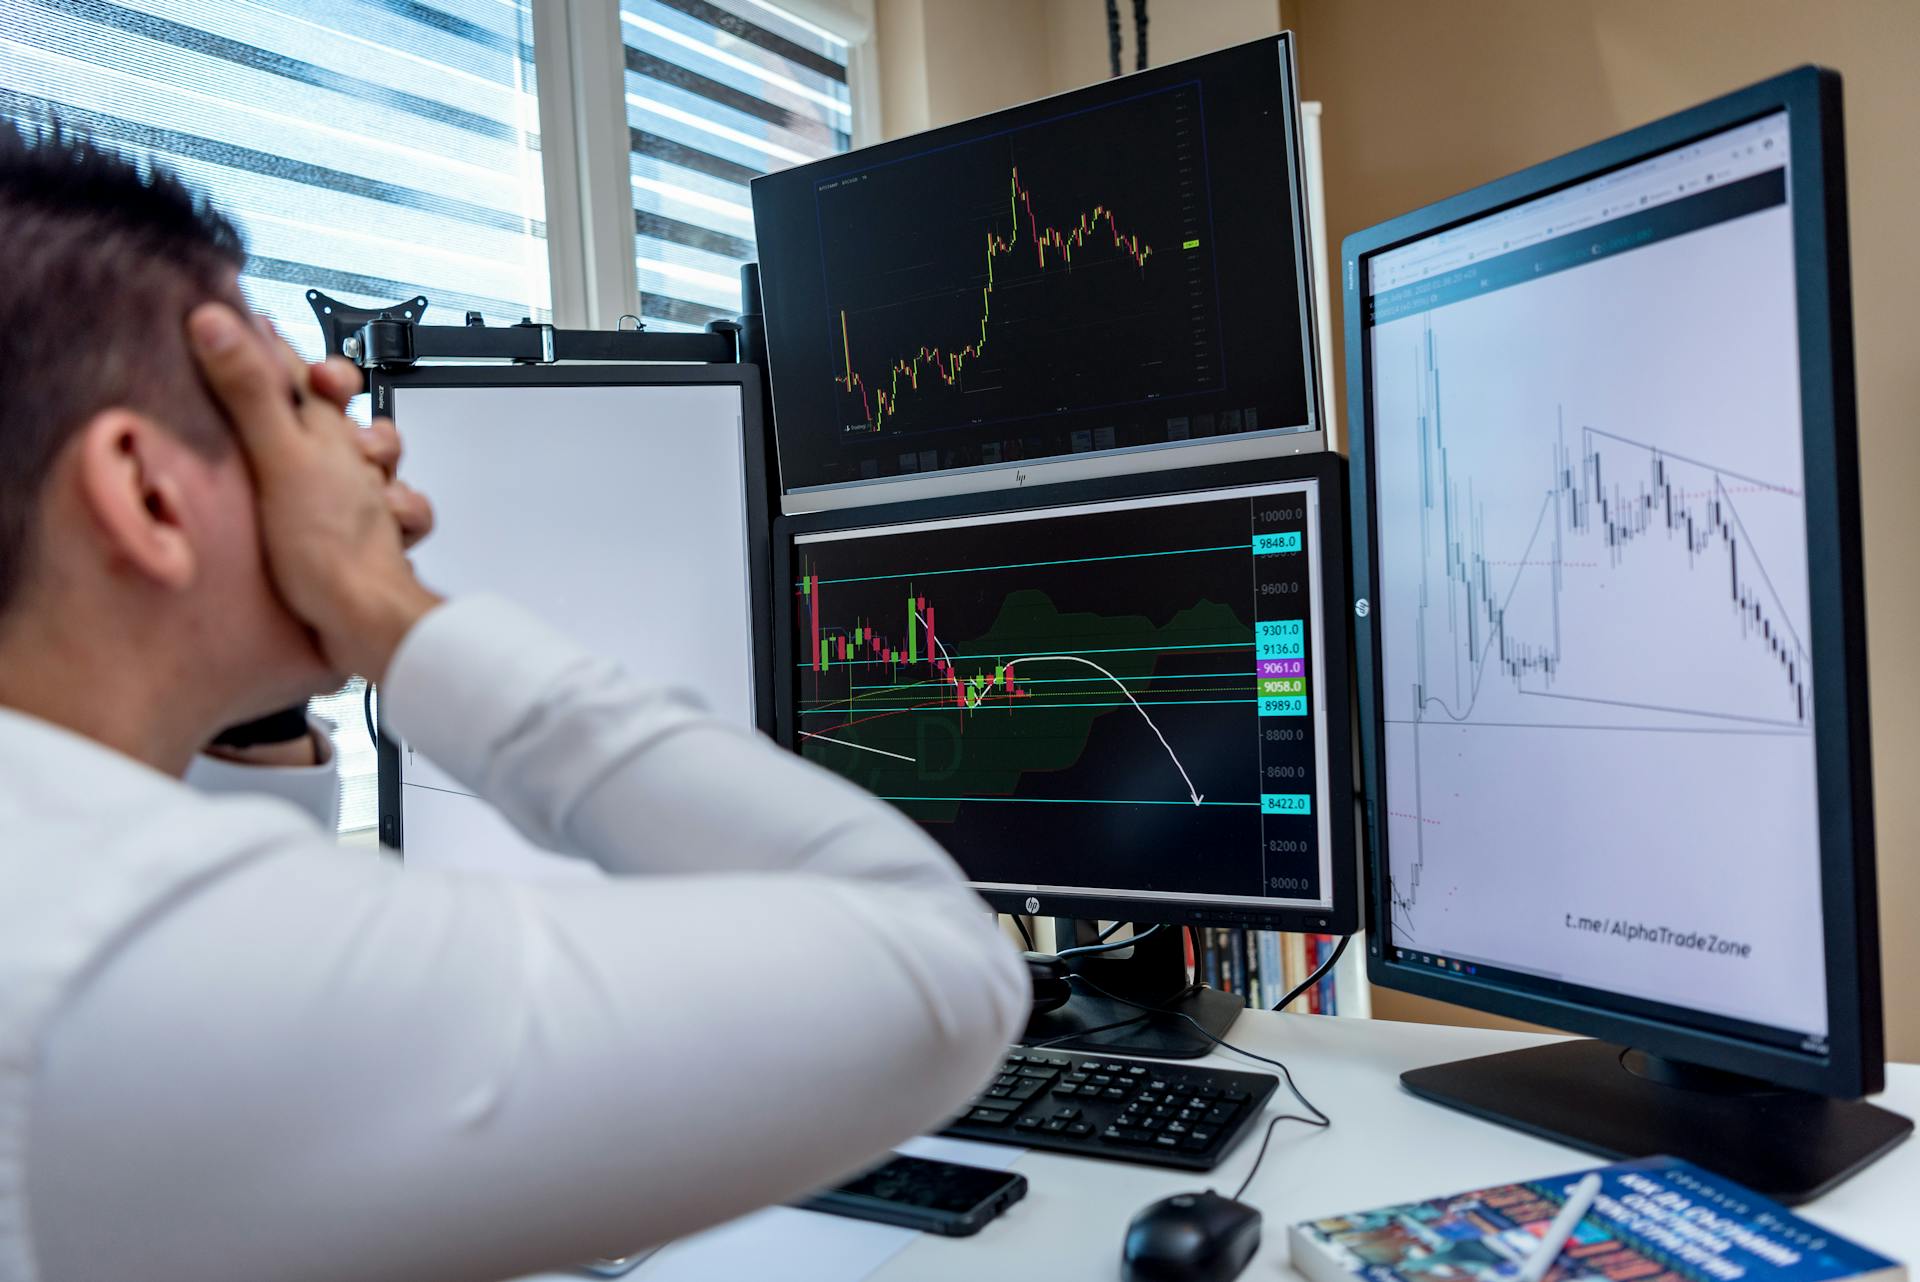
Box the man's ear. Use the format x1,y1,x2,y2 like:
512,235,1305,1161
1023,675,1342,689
72,409,200,593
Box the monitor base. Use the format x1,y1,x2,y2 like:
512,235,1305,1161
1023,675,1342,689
1020,924,1243,1059
1401,1038,1913,1204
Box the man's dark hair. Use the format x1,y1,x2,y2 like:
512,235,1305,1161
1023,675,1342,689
0,117,247,618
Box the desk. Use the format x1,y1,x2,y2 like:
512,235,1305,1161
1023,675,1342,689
873,1013,1919,1281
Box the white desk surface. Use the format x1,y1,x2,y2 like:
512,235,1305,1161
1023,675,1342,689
872,1013,1920,1281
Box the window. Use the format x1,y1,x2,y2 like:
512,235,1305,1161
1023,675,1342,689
622,0,852,328
3,0,863,834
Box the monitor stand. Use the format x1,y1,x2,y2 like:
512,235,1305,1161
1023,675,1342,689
1402,1038,1912,1204
1020,925,1243,1059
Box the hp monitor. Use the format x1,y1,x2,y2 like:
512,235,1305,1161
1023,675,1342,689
775,454,1355,1054
751,35,1324,511
1344,66,1906,1200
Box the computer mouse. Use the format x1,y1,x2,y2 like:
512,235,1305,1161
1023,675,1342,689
1023,950,1072,1016
1122,1189,1262,1282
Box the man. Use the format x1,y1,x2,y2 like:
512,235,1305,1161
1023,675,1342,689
0,122,1027,1281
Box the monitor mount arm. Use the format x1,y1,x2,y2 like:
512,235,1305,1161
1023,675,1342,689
305,289,743,377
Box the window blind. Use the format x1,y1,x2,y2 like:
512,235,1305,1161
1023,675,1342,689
2,0,553,833
622,0,851,330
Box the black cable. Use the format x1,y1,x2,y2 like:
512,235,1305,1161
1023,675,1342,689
363,679,379,749
1056,922,1166,959
1230,1109,1328,1201
1097,920,1128,942
1027,977,1198,1050
1012,914,1036,951
1271,933,1351,1013
1066,969,1331,1204
1131,0,1149,70
1104,0,1122,77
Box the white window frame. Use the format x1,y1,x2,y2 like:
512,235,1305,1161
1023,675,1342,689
533,0,874,331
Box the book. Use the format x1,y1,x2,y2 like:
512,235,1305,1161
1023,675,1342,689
1289,1157,1902,1282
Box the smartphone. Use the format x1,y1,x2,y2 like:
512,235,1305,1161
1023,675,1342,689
794,1153,1027,1236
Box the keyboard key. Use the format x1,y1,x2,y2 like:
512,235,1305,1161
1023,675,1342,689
1153,1134,1181,1149
967,1108,1010,1125
1190,1128,1216,1146
1014,1116,1044,1132
994,1075,1018,1088
1102,1062,1126,1073
1053,1083,1079,1097
1126,1066,1148,1077
986,1086,1011,1099
1065,1072,1090,1084
1011,1081,1045,1101
1043,1119,1068,1133
1102,1086,1126,1099
1017,1066,1056,1080
1196,1086,1221,1099
1090,1074,1113,1086
1141,1117,1162,1132
1166,1121,1190,1136
1054,1107,1081,1121
1204,1105,1236,1125
1067,1121,1093,1137
1118,1128,1152,1144
1178,1108,1200,1121
1222,1088,1251,1102
1101,1125,1126,1143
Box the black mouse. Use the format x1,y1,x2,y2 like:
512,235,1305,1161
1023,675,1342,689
1122,1189,1262,1282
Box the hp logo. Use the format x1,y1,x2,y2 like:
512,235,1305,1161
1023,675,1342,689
1355,598,1371,618
1025,896,1041,914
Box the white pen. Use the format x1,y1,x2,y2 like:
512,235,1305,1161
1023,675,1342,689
1515,1173,1605,1282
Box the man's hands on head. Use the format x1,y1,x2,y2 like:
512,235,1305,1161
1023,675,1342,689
189,302,441,685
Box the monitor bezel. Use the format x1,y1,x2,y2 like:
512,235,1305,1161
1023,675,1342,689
773,452,1358,934
369,364,776,854
752,33,1327,514
1342,66,1882,1096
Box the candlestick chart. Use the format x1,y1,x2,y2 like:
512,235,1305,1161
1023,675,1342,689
792,488,1328,900
816,81,1224,449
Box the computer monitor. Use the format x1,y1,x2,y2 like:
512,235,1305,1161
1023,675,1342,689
371,367,773,875
1344,66,1907,1200
774,454,1355,1054
751,35,1323,512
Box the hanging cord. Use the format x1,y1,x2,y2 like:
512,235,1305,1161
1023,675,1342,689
1105,0,1123,77
1068,971,1332,1200
1132,0,1149,70
1270,933,1352,1013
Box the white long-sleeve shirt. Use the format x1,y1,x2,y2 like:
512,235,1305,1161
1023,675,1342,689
0,597,1028,1282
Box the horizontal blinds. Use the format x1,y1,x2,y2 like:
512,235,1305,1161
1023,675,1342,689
0,0,552,361
623,0,851,330
1,0,554,834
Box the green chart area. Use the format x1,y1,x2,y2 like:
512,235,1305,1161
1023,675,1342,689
801,588,1256,823
790,490,1322,899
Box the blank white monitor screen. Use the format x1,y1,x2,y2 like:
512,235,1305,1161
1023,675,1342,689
386,380,760,881
1367,111,1828,1051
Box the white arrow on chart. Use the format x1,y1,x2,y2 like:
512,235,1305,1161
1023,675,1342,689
968,653,1205,806
915,611,1204,806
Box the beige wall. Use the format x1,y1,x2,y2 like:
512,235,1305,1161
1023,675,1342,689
873,0,1281,136
1286,0,1920,1063
866,0,1920,1065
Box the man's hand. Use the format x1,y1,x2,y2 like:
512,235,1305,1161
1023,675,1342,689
308,354,434,550
189,302,442,683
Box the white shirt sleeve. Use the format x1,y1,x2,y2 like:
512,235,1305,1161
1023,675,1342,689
183,716,341,832
25,598,1029,1282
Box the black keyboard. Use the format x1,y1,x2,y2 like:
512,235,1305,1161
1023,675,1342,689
939,1048,1278,1171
